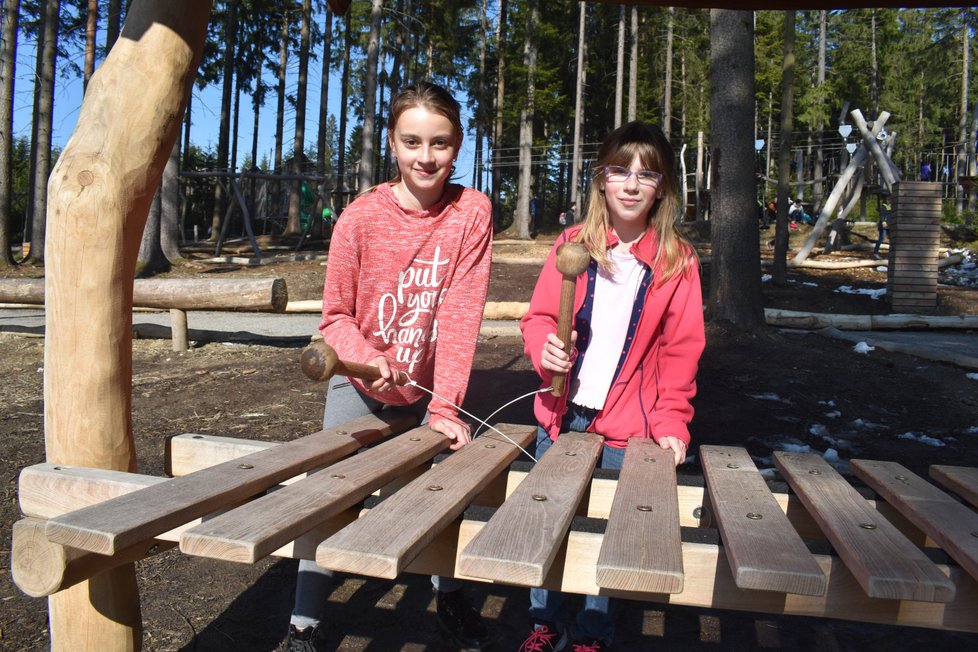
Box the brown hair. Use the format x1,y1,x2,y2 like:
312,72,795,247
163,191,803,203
575,121,696,285
386,81,463,184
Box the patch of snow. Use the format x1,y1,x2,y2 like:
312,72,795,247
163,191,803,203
965,426,978,435
749,392,785,402
966,372,978,381
823,448,841,463
817,399,836,407
835,285,887,300
809,424,829,437
761,274,772,282
850,418,886,431
896,432,946,447
758,467,780,480
852,341,875,354
781,442,812,453
824,410,842,418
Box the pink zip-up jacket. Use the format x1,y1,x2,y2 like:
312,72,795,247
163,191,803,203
520,225,704,447
319,182,492,427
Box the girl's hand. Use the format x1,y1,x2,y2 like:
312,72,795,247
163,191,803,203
430,417,472,451
540,331,577,374
367,356,397,393
658,436,687,466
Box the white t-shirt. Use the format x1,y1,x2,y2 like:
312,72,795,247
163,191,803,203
569,247,645,410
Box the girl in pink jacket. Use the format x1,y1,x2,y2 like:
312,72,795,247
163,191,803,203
519,121,705,652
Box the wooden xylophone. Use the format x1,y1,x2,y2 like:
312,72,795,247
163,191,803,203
12,414,978,634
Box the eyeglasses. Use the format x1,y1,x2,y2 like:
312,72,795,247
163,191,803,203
602,166,663,187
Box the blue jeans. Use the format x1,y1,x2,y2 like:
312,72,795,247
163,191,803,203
291,375,461,628
529,404,623,644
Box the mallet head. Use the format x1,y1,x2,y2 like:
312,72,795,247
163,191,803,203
555,242,590,277
300,341,339,382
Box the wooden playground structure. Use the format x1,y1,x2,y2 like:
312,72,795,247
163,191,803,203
10,1,976,650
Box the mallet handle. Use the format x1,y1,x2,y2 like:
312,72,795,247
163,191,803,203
300,341,409,385
550,278,576,397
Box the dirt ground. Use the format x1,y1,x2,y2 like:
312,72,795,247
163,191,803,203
2,224,978,651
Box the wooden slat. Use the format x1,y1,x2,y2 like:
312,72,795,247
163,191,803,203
774,451,955,602
179,425,448,563
930,465,978,509
316,424,536,578
700,446,825,595
44,413,415,554
457,432,603,586
595,439,684,593
851,459,978,582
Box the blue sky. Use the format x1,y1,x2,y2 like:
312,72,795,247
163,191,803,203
10,22,481,188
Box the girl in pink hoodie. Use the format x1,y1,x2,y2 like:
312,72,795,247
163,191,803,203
519,122,705,652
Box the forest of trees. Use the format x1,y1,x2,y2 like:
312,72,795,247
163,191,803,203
1,1,977,270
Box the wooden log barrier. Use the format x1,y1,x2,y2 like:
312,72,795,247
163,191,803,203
14,425,978,635
0,277,288,352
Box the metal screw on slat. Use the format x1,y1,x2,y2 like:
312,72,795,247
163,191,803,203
693,506,703,519
746,512,763,520
192,435,203,439
532,495,548,502
335,430,347,436
727,463,740,469
809,469,822,475
331,474,345,479
484,443,496,449
859,522,876,530
427,485,443,492
410,437,421,441
53,466,63,471
565,452,576,457
637,505,653,512
238,463,254,470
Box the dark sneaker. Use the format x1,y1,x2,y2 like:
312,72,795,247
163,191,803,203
519,620,566,652
285,623,323,652
571,640,608,652
435,589,497,650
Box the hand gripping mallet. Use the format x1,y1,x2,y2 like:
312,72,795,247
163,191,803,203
300,341,410,386
550,242,590,397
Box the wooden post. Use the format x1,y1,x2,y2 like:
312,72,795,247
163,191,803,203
887,182,942,313
170,309,189,351
43,2,211,650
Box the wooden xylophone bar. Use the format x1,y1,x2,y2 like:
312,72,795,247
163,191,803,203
13,418,978,634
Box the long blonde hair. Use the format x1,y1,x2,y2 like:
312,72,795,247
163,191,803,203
575,121,696,285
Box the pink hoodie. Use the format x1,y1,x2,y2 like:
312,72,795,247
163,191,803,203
319,182,492,427
520,225,704,447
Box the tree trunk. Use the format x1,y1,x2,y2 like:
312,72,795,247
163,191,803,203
335,10,351,212
957,27,970,214
773,11,795,286
707,9,764,332
28,0,60,265
161,140,182,261
84,0,97,93
570,1,586,212
317,8,333,177
251,28,263,169
0,0,20,265
615,4,624,127
513,0,537,240
663,7,674,139
137,186,170,277
358,0,382,191
628,4,637,121
274,11,288,172
491,0,507,228
105,0,121,50
44,5,210,649
231,66,242,172
286,0,311,235
814,10,825,210
474,0,488,192
210,0,237,240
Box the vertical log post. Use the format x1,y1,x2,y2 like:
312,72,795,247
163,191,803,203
43,2,211,650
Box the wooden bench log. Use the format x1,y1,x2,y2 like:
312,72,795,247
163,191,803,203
0,276,288,351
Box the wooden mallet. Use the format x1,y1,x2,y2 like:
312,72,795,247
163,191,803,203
300,341,409,386
551,242,590,397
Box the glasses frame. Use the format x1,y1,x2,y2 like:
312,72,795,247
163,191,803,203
601,165,664,188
